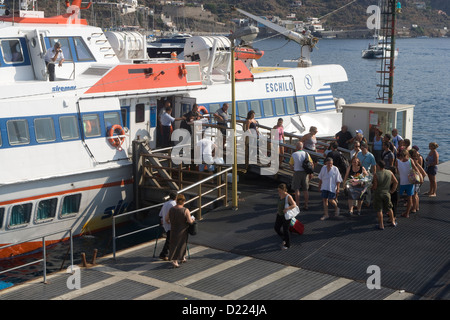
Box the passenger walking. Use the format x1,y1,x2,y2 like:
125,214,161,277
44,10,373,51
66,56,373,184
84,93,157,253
372,160,399,230
301,126,318,163
381,141,395,170
350,141,361,160
165,194,195,268
391,128,403,150
424,142,439,197
289,142,311,210
274,184,296,249
273,118,285,167
372,128,384,162
335,125,353,149
409,149,427,213
158,192,177,261
357,142,377,175
160,105,184,148
214,103,229,145
318,158,343,220
396,150,420,218
343,157,368,215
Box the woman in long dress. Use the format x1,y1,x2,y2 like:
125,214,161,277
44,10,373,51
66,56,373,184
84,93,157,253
165,194,195,268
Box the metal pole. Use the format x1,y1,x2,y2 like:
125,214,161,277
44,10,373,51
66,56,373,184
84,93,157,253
112,216,116,260
42,236,47,284
388,0,397,104
70,229,74,273
231,38,238,210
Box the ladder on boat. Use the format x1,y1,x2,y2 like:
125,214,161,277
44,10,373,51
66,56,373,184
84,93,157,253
376,0,399,104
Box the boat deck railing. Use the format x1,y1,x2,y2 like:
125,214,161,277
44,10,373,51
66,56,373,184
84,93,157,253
0,229,74,284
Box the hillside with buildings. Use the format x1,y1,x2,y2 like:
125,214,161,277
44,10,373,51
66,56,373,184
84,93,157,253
3,0,448,37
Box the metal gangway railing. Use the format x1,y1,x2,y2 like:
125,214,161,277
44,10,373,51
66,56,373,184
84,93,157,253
0,229,74,285
112,166,232,259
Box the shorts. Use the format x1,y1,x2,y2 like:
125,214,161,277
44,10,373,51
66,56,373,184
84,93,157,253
321,190,336,199
373,192,393,212
399,184,414,197
426,165,437,176
292,171,309,191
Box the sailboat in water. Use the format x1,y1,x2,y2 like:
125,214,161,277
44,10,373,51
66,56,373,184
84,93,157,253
362,34,398,59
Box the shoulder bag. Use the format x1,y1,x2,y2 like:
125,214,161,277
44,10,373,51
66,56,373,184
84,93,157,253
284,195,300,220
185,208,197,235
408,159,422,184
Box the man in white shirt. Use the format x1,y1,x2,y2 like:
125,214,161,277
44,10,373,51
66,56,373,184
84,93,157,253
318,157,343,220
158,192,177,260
160,105,184,147
197,136,216,172
289,141,311,210
44,42,65,81
391,128,403,149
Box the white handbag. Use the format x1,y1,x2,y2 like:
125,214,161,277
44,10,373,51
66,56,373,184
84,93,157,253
284,195,300,220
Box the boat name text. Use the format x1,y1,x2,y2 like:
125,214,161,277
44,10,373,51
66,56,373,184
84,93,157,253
52,85,77,92
265,81,294,93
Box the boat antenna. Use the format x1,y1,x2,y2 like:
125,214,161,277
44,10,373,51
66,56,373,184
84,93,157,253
232,6,318,67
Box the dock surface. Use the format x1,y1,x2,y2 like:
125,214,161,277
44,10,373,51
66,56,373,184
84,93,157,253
1,172,449,302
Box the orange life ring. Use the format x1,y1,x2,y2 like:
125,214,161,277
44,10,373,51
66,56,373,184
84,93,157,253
107,124,125,149
198,105,208,115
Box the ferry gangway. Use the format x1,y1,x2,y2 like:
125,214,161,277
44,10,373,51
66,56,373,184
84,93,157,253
0,228,74,285
112,166,232,259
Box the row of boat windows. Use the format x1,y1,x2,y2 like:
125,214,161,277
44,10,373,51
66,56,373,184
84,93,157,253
0,194,81,230
0,111,121,148
0,36,95,67
205,96,317,119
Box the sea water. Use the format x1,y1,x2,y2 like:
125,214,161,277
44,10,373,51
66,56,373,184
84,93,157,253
256,37,450,162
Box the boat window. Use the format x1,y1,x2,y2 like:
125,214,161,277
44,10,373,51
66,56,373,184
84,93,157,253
48,38,72,62
250,101,262,118
104,112,121,131
396,111,406,139
286,97,296,114
36,198,57,221
274,99,285,116
296,97,306,113
0,39,24,64
262,100,273,117
209,103,220,115
34,118,56,143
73,37,95,61
61,194,81,217
59,116,80,140
0,208,4,229
10,203,32,227
136,104,145,123
237,101,248,118
82,114,101,137
306,96,316,112
7,119,30,146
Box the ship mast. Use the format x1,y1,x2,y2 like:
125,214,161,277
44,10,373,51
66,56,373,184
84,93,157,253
376,0,399,103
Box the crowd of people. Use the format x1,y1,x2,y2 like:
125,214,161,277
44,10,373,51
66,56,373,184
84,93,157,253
276,124,441,249
158,103,440,254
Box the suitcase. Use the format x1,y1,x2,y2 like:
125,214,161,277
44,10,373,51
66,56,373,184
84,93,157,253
289,218,304,235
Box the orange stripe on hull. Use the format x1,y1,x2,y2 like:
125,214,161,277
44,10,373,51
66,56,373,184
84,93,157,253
85,63,202,95
0,179,133,207
0,239,63,259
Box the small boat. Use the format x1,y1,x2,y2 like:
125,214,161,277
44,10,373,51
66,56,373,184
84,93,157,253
146,33,192,58
234,47,264,60
362,35,398,59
